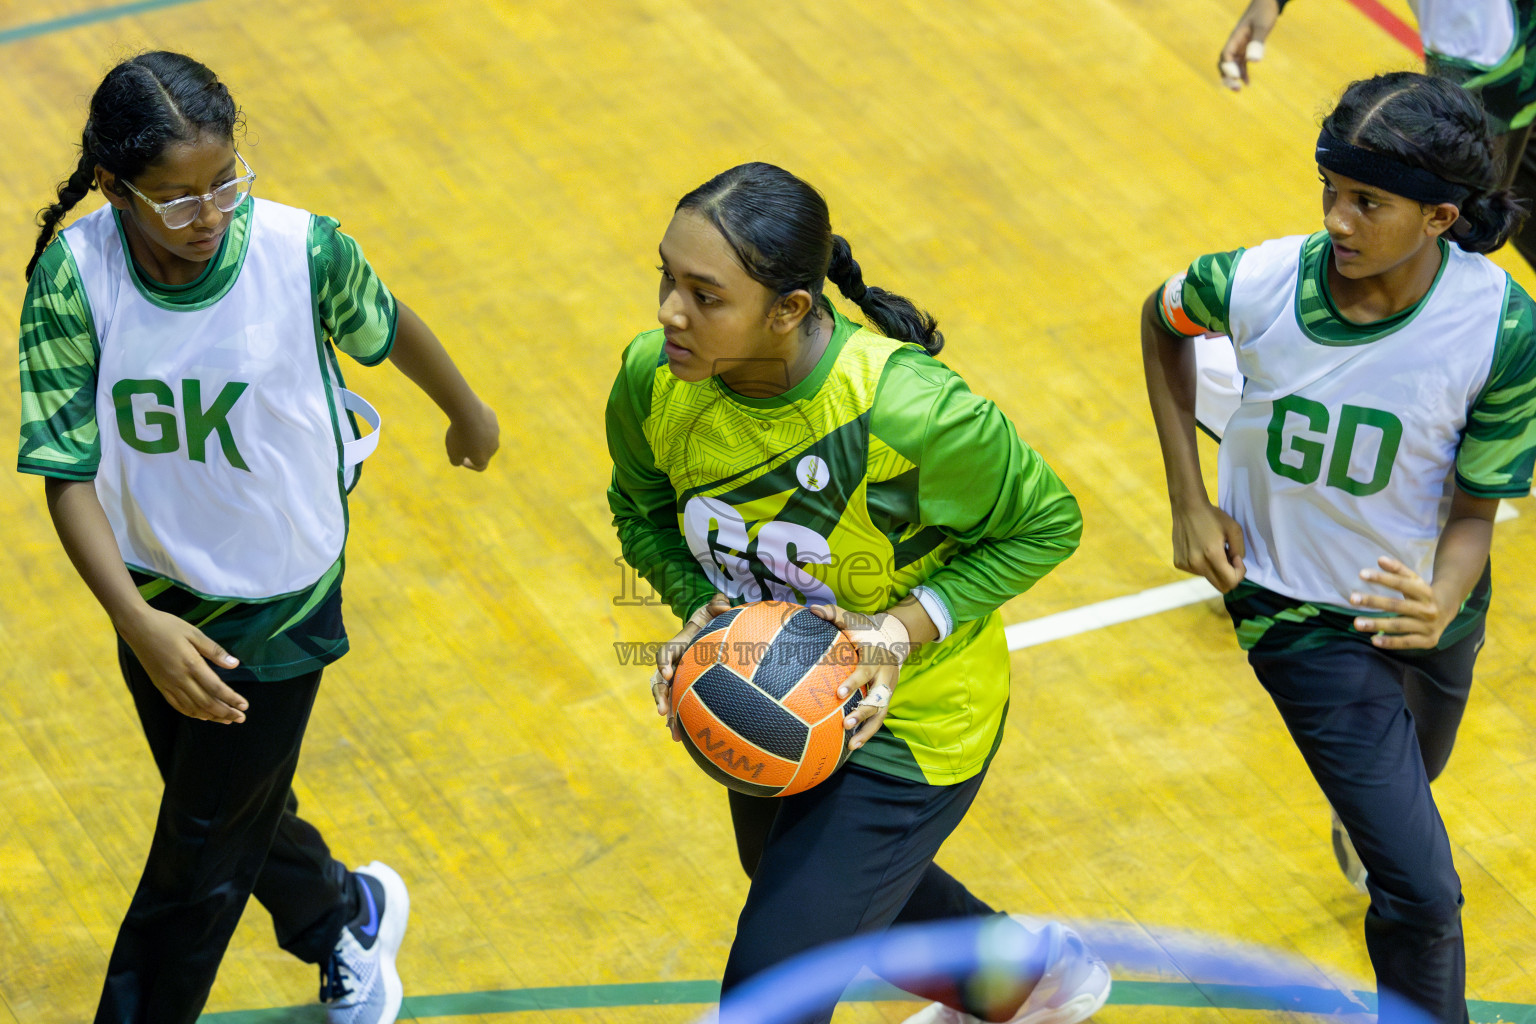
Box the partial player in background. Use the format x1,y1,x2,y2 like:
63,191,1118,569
607,162,1108,1024
1220,0,1536,266
17,52,499,1024
1142,72,1535,1023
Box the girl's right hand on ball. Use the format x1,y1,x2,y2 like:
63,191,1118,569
120,608,248,723
651,594,729,742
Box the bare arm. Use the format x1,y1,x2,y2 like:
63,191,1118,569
1349,487,1498,649
1219,0,1283,89
884,594,940,648
388,300,501,470
45,478,248,722
1141,289,1248,591
1431,491,1499,607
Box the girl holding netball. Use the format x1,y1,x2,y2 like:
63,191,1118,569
607,162,1109,1024
1142,72,1535,1023
17,52,499,1024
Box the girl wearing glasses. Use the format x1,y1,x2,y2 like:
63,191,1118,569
17,51,499,1024
1142,72,1536,1023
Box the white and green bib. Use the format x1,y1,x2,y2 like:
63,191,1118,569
1218,234,1506,609
66,198,375,600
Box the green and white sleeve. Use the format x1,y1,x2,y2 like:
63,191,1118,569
1458,279,1536,497
1159,249,1243,337
17,239,100,480
309,215,398,365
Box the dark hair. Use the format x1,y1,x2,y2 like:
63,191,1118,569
26,51,240,280
675,162,944,355
1324,71,1526,253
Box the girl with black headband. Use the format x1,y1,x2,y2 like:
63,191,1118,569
1141,72,1535,1024
1202,0,1536,898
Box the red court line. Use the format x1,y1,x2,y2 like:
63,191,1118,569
1345,0,1423,57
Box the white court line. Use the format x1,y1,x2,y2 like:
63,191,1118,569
1004,500,1522,651
1005,577,1220,650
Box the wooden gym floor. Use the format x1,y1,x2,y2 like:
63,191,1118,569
0,0,1531,1021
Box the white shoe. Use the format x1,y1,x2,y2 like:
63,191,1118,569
901,918,1110,1024
320,861,410,1024
1330,808,1369,894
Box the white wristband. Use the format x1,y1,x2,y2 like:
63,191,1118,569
910,586,953,643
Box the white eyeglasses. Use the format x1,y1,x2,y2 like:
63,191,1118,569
120,151,256,229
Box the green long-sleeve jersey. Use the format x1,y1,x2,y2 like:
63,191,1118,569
606,304,1081,784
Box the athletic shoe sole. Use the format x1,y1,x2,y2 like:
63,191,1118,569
355,861,410,1023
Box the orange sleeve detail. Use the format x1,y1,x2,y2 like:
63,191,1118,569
1160,273,1207,337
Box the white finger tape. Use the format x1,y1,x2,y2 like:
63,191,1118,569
860,684,892,709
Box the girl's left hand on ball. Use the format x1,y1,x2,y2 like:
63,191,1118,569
809,602,909,751
1350,555,1449,650
652,594,731,742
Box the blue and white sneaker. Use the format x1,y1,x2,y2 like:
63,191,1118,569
320,861,409,1024
901,918,1110,1024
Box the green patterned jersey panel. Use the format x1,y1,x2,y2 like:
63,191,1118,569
18,238,99,478
310,215,398,365
1225,573,1488,654
130,557,350,682
606,332,720,621
608,307,1082,784
1428,1,1536,131
1176,248,1242,336
1458,277,1536,496
865,346,1082,623
642,318,906,614
1296,232,1444,346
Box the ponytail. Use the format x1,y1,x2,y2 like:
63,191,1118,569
26,148,98,281
1452,187,1526,254
678,162,945,355
827,235,943,355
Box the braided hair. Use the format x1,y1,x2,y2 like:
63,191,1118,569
26,52,239,280
1324,71,1526,254
676,162,944,355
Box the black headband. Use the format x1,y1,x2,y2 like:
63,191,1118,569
1316,127,1472,206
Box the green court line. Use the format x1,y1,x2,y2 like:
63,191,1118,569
0,0,210,46
198,979,1536,1022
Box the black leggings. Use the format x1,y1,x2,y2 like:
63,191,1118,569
1245,616,1482,1024
95,640,357,1024
722,763,1028,1024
